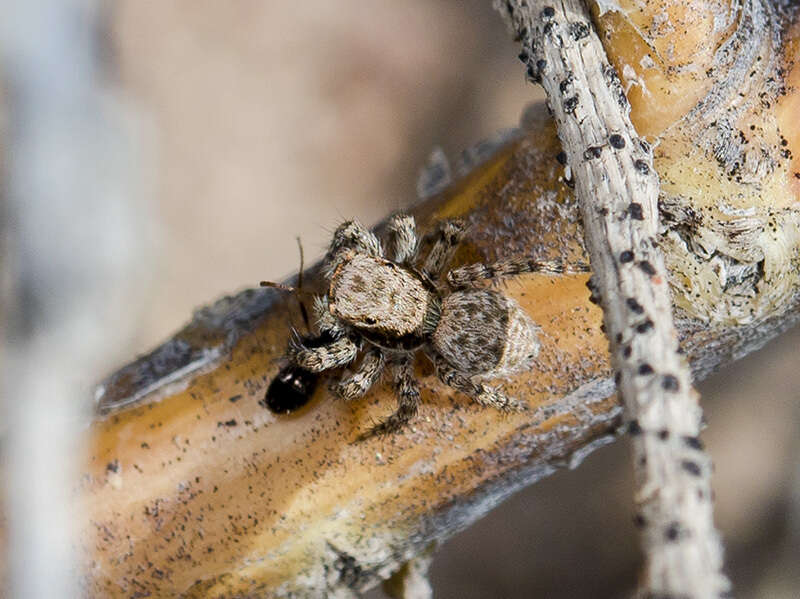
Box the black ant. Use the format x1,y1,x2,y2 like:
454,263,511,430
259,238,324,414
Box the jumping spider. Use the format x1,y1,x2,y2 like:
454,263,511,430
284,214,589,439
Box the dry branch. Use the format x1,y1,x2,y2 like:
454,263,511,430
0,3,796,597
495,1,729,596
57,101,800,596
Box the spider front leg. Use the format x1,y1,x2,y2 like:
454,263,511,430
430,352,527,412
446,257,591,289
312,295,348,338
333,347,385,400
356,355,420,441
421,219,467,281
324,220,384,278
288,334,359,373
386,213,418,265
329,220,383,259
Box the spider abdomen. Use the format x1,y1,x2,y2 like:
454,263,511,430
432,289,540,377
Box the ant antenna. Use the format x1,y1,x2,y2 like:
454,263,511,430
260,281,297,292
295,237,311,331
260,237,312,332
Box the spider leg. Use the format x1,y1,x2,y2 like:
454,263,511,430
386,213,418,265
446,257,590,289
312,295,348,337
288,334,359,373
324,220,384,277
430,352,527,412
332,220,383,256
421,219,467,281
333,347,385,400
356,356,420,441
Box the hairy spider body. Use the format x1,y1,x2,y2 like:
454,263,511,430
285,215,588,439
433,289,540,378
329,253,438,350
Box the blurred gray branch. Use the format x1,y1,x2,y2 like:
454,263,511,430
0,1,151,596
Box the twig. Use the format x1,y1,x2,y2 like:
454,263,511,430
495,1,731,596
0,1,147,597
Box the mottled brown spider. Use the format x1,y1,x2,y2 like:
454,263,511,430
285,215,589,439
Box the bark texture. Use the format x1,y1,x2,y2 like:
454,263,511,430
495,1,730,596
0,2,796,597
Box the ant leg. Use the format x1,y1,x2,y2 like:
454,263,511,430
356,356,420,441
446,257,590,289
333,348,385,400
293,236,313,331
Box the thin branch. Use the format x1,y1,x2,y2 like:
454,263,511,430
0,2,147,598
495,1,730,596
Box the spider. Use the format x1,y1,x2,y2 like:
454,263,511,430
284,214,589,440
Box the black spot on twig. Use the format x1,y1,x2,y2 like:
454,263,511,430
683,436,704,450
662,375,680,391
559,74,574,94
564,95,579,113
626,297,644,313
664,522,681,541
681,460,702,476
628,202,644,220
584,145,603,159
638,261,657,276
609,134,626,149
569,21,590,41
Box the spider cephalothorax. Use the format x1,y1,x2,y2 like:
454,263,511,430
285,215,588,439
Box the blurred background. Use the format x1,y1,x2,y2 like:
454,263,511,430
1,1,798,597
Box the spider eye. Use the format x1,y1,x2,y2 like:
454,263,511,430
363,317,377,326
